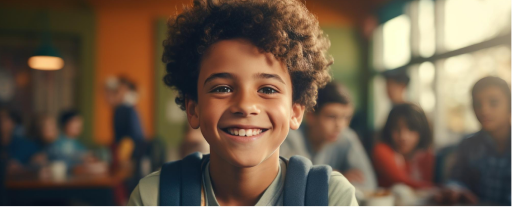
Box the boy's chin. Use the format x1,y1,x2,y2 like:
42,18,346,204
221,150,278,168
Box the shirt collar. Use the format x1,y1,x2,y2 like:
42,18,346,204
480,130,511,154
202,160,285,206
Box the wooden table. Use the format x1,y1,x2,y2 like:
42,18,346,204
5,167,132,205
7,172,127,189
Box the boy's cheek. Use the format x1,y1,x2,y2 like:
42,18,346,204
265,107,293,141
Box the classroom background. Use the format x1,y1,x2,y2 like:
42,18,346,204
0,0,510,205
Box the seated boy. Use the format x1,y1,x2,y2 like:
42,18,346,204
436,76,511,205
0,109,39,173
381,68,409,105
46,110,89,168
280,82,376,191
128,0,357,205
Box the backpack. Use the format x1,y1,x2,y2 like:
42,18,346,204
159,152,332,206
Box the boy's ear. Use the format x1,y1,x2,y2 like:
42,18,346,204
185,98,200,129
290,103,306,130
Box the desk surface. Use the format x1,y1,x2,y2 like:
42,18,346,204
7,174,122,189
6,165,132,189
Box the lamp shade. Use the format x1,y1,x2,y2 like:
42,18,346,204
28,43,64,70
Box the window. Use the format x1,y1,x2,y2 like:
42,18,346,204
383,15,411,69
371,0,511,148
444,0,511,51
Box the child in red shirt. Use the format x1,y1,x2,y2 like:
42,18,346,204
372,103,434,189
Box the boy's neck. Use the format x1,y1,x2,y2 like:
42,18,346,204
208,151,280,206
64,133,75,139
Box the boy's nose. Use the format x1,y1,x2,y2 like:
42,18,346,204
229,92,261,117
335,118,345,129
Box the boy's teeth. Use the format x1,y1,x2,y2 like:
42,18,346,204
226,128,264,137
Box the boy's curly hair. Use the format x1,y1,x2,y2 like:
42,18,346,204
163,0,332,110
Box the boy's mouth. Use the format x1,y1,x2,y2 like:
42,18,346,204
221,128,269,137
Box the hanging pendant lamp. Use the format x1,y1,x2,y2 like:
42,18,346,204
28,11,64,71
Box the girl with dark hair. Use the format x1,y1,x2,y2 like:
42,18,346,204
372,103,434,189
436,76,511,205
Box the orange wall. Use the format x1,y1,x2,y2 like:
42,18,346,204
91,0,360,145
92,1,190,145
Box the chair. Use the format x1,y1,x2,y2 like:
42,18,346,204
434,145,458,184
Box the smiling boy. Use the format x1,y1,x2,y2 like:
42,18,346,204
128,0,357,205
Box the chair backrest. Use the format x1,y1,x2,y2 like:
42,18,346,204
434,145,458,183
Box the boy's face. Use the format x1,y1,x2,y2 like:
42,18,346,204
473,86,511,132
0,111,14,145
186,38,305,167
306,103,353,143
41,117,58,144
386,79,406,104
64,116,83,138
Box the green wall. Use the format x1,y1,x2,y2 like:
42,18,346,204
322,27,363,109
154,19,187,148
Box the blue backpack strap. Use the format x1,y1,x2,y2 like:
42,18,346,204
305,165,332,206
180,152,203,206
283,155,312,206
159,152,204,206
159,160,182,206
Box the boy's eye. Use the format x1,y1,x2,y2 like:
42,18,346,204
258,87,278,94
490,99,500,107
210,86,232,93
327,115,337,120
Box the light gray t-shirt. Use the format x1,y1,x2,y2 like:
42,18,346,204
280,128,377,191
202,161,285,205
128,158,358,206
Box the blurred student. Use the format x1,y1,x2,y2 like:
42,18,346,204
382,68,409,105
0,112,5,205
436,77,511,205
44,110,89,169
372,103,434,189
105,76,144,145
105,76,145,205
29,114,60,166
281,82,377,190
366,69,411,154
0,109,39,174
104,76,145,171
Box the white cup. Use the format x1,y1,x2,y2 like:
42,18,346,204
363,189,396,206
50,161,67,182
365,194,396,206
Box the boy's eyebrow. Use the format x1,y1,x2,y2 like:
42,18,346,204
254,73,285,84
203,73,234,86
